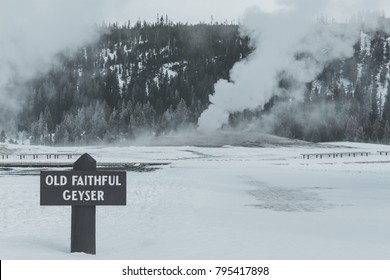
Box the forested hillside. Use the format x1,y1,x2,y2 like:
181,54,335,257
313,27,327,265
229,25,390,143
7,19,390,145
272,28,390,143
18,19,251,144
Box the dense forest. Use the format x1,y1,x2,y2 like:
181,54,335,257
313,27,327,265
15,19,251,145
3,18,390,145
268,26,390,143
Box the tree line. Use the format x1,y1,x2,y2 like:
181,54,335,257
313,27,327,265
17,19,251,145
229,22,390,144
7,17,390,145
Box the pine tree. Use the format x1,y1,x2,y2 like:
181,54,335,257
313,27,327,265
372,36,385,65
0,130,6,143
104,69,121,108
42,123,52,145
54,123,66,145
159,106,174,132
383,120,390,143
379,66,388,85
369,85,379,123
371,119,382,142
385,41,390,63
30,121,39,145
61,113,74,143
173,98,189,128
345,116,359,141
43,106,54,132
91,102,108,140
382,83,390,122
130,103,146,130
142,102,156,130
342,57,358,84
356,126,366,142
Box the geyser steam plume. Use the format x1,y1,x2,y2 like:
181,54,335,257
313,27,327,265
198,0,360,132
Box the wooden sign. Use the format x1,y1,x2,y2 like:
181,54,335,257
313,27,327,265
40,171,127,206
40,153,127,255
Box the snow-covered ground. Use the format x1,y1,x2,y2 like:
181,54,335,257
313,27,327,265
0,141,389,259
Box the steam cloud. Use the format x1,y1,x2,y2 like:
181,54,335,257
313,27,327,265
197,0,375,132
0,0,105,130
0,0,387,136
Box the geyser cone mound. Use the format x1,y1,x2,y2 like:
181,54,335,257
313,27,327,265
131,130,309,147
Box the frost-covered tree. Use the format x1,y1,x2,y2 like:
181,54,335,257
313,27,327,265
0,130,6,143
383,120,390,143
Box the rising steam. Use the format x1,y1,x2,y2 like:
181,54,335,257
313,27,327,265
198,0,365,132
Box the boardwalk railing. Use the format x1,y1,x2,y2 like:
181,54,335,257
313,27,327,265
377,151,390,155
0,153,83,160
300,152,370,159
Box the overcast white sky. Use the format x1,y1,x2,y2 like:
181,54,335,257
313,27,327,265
1,0,390,27
100,0,390,24
99,0,281,24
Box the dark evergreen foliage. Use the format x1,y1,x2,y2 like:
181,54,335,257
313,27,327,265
14,19,390,145
261,27,390,143
19,20,252,144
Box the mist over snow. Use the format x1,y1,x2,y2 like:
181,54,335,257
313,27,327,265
0,0,104,130
197,0,388,133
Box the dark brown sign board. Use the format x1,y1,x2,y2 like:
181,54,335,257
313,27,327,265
40,153,127,254
40,171,127,206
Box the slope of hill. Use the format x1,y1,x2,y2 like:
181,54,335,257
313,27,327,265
8,18,390,145
16,20,251,145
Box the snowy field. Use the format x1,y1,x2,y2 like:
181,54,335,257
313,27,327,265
0,140,390,259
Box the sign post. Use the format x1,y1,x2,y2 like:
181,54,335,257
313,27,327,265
71,153,97,255
40,153,127,255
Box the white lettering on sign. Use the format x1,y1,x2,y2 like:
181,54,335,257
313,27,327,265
63,190,105,201
71,175,122,186
45,175,67,186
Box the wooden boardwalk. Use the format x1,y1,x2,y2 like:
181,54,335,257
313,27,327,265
301,150,390,159
0,152,170,172
1,153,83,160
0,162,170,172
300,151,370,159
377,151,390,156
